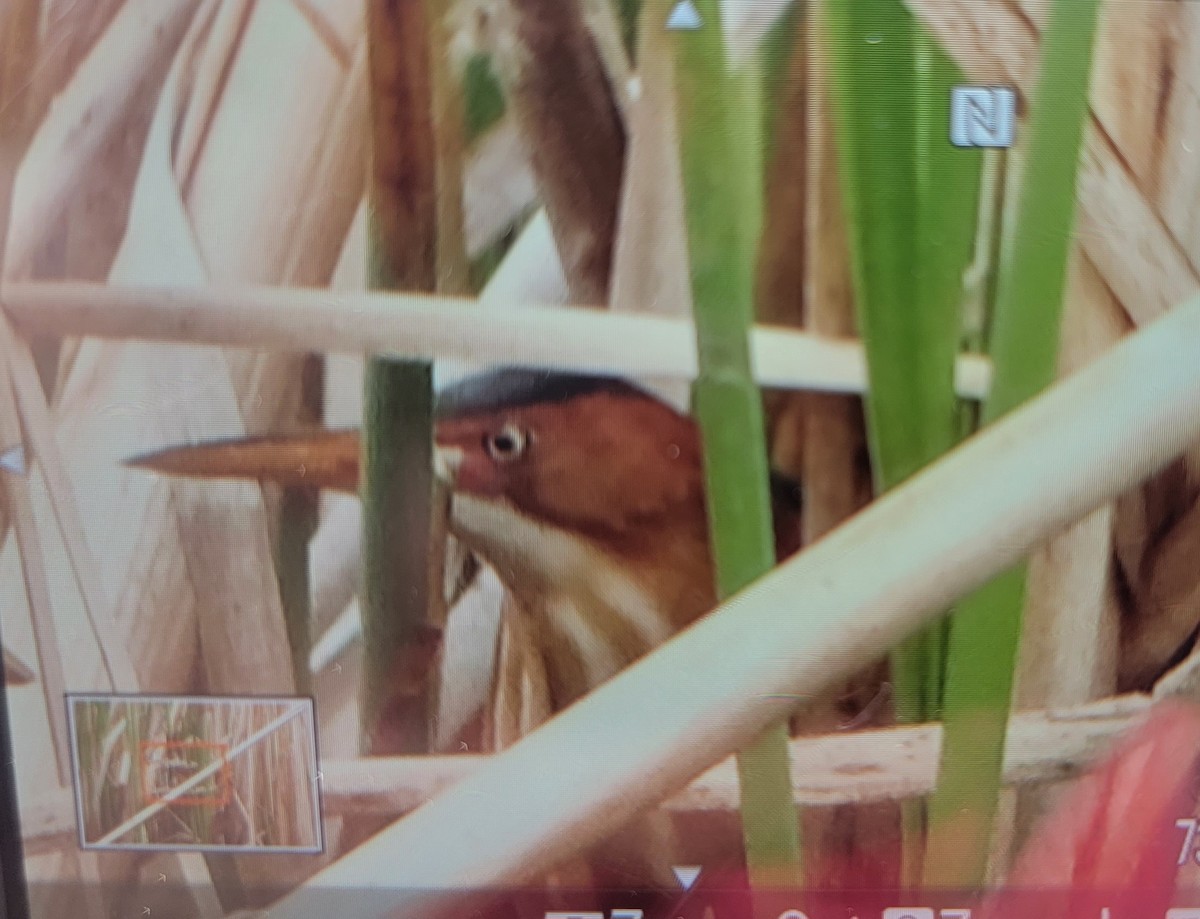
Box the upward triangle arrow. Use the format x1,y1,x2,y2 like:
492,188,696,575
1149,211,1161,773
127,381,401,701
666,0,703,30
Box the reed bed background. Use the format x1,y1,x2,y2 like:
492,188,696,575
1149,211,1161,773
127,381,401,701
69,697,320,851
0,0,1198,917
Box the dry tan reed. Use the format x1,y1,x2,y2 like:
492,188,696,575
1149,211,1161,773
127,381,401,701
2,281,994,398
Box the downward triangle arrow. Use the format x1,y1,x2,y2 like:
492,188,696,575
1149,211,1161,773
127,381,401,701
666,0,703,30
672,865,701,890
0,445,27,476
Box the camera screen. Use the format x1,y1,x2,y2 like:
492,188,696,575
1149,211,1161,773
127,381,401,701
0,1,1198,917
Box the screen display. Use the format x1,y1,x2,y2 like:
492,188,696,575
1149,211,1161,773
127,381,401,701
0,0,1199,917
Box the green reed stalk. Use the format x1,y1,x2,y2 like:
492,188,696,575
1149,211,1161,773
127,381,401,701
360,0,467,755
910,27,984,715
275,491,316,695
668,0,801,883
824,0,980,883
923,0,1103,888
617,0,643,55
274,358,323,696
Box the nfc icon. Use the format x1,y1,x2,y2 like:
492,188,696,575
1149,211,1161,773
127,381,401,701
949,85,1017,149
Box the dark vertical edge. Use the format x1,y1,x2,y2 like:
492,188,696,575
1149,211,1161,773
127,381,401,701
0,651,29,919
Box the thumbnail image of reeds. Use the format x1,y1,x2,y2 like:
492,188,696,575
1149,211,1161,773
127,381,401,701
67,695,322,853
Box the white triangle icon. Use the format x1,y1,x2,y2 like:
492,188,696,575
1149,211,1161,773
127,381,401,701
666,0,703,30
0,445,26,476
672,865,701,890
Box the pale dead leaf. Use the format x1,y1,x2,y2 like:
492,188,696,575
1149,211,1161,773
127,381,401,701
608,5,692,408
464,118,538,257
1018,255,1128,712
489,595,552,750
4,0,203,282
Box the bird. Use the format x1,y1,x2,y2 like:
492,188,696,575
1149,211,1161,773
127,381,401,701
129,368,809,714
128,367,892,892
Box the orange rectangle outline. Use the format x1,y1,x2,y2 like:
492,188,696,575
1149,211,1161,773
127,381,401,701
138,739,232,808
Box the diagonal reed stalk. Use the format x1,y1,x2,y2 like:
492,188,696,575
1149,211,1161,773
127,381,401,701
823,0,979,881
923,0,1104,888
667,0,801,884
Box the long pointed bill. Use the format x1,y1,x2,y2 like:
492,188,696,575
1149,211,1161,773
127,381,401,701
127,431,467,496
125,430,362,492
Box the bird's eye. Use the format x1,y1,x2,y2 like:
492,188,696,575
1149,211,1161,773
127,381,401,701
484,424,529,462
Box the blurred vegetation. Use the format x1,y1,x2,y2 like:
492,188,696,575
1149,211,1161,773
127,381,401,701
463,52,506,144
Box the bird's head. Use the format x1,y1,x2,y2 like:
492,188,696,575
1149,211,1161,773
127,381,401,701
125,368,796,703
432,370,705,551
431,371,716,702
126,369,712,602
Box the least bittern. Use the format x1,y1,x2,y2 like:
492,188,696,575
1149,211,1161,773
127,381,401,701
131,368,809,712
131,368,892,890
